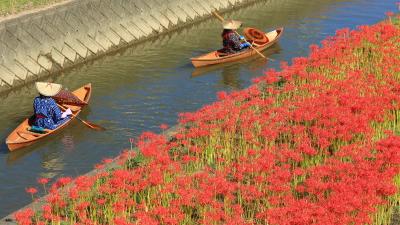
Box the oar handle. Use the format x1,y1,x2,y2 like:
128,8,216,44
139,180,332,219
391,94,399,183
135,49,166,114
57,103,105,131
212,11,225,22
57,104,74,117
57,104,83,125
234,30,266,59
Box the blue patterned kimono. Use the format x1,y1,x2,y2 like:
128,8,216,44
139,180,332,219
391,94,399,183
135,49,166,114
220,30,250,54
33,96,70,130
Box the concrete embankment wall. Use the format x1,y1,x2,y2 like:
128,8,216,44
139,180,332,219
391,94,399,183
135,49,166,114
0,0,258,93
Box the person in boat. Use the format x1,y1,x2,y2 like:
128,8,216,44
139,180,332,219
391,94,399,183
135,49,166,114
32,82,72,130
219,19,252,54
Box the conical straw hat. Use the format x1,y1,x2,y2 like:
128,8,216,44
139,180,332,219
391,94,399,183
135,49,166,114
222,20,242,30
35,82,62,97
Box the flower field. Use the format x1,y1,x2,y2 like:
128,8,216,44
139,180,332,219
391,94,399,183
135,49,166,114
15,15,400,225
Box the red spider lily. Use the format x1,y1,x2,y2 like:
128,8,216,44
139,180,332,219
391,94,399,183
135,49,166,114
37,178,49,185
53,176,72,189
217,91,228,100
102,158,113,164
68,187,79,200
41,204,52,220
74,175,95,192
160,123,169,130
97,198,106,205
18,14,400,225
75,201,90,212
386,11,395,17
25,187,37,195
14,208,34,225
94,163,104,169
114,217,133,225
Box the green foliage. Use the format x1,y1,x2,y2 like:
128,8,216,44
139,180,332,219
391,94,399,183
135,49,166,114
125,152,145,169
0,0,64,16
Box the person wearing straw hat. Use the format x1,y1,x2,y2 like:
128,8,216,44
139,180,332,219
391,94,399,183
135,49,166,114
219,19,251,54
32,82,72,130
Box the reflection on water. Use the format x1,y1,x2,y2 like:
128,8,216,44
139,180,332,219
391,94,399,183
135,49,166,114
61,135,75,152
221,65,242,89
0,0,398,218
191,43,282,88
6,147,35,165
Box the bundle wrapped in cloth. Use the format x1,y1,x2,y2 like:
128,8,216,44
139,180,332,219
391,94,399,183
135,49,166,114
52,89,87,106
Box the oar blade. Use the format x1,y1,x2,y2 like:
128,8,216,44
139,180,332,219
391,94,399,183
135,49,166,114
81,120,106,131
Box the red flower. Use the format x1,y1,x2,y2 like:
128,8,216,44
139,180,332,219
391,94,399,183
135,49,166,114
97,198,106,205
17,17,400,225
217,91,228,100
160,123,168,130
102,158,113,164
37,178,49,185
386,11,394,17
55,177,72,188
25,187,37,195
14,208,34,225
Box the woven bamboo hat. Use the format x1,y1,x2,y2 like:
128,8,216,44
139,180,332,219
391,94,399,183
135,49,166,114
222,19,242,30
35,82,62,97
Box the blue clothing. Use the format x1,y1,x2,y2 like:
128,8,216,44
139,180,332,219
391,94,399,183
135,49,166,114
240,42,251,49
33,96,70,130
221,30,250,54
30,126,46,133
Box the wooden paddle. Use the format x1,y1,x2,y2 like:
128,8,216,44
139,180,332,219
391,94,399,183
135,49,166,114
74,115,105,131
58,104,105,131
212,11,271,60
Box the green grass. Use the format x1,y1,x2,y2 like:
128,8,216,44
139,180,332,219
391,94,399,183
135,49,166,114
0,0,65,16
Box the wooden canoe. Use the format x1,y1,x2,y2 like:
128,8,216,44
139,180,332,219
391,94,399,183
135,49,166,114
191,27,284,68
6,83,92,151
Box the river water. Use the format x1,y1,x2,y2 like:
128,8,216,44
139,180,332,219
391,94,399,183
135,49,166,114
0,0,397,218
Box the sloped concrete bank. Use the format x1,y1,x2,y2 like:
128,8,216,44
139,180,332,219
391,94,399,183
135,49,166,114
0,0,259,94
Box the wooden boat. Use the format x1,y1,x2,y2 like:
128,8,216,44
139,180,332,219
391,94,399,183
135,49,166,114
6,83,92,151
191,27,284,68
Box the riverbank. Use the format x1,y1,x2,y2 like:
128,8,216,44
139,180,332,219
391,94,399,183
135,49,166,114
0,0,261,94
3,0,396,219
8,14,400,224
1,127,180,225
0,0,65,17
